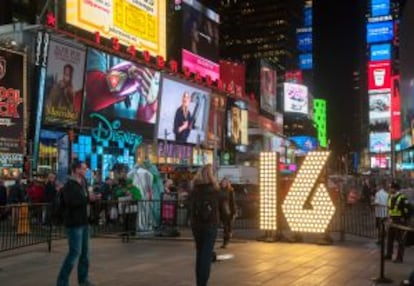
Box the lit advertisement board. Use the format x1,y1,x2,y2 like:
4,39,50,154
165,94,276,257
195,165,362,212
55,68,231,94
283,83,309,115
260,62,277,116
369,93,391,119
371,0,390,17
313,99,327,148
366,21,394,43
370,155,390,169
227,99,248,149
368,60,391,91
285,70,303,84
304,7,312,27
370,44,391,61
219,60,245,97
182,0,220,80
297,32,312,52
290,136,318,153
157,76,210,144
370,132,391,153
65,1,166,57
391,76,401,140
299,54,312,70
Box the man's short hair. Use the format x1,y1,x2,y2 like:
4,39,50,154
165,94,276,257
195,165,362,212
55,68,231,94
71,160,84,173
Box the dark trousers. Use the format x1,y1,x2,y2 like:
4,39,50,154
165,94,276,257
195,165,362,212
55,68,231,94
386,217,407,261
192,226,218,286
222,219,233,246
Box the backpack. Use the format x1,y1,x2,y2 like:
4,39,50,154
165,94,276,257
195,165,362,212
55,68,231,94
51,190,65,225
193,190,217,223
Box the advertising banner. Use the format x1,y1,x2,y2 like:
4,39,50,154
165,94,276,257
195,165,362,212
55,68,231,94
260,62,277,116
368,60,391,92
370,155,390,169
65,0,166,57
391,75,401,140
370,132,391,153
366,21,394,43
290,136,318,153
157,76,210,144
182,0,220,80
0,48,25,156
370,43,391,61
299,53,312,70
297,32,312,52
369,92,390,119
83,49,161,139
219,60,245,97
371,0,390,17
192,148,214,166
283,83,309,115
304,7,312,27
227,99,248,147
43,40,86,127
157,141,192,164
206,93,226,149
285,70,303,84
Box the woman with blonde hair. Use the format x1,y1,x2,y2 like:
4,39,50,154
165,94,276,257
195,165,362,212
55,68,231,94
190,164,220,286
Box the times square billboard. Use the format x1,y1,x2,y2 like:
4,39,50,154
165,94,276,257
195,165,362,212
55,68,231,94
400,0,414,135
366,21,394,44
371,0,390,17
64,0,167,58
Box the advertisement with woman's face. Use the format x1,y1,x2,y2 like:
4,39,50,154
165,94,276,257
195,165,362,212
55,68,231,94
157,76,210,144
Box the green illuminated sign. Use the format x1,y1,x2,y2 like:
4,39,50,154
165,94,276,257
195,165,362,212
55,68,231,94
313,99,327,147
90,113,143,151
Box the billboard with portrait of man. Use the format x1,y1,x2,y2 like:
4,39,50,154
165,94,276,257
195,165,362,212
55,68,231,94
43,40,86,127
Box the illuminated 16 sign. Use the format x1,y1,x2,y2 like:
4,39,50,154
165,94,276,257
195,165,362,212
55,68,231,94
260,151,336,233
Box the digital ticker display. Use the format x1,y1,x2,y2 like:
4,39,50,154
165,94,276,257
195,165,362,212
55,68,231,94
367,21,394,43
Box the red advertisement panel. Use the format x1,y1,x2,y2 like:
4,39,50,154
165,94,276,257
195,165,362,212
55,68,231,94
368,60,391,91
391,75,401,140
219,60,245,98
285,70,303,84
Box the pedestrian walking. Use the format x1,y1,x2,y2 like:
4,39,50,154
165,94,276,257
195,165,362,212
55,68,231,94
191,164,220,286
57,160,97,286
218,178,236,249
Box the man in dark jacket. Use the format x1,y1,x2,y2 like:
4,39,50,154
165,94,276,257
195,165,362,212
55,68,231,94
57,160,96,286
44,172,57,225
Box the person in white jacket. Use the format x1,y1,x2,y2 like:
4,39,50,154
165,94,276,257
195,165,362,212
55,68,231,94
373,181,389,244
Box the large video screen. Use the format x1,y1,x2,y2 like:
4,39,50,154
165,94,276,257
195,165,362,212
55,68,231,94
260,62,277,116
370,132,391,153
65,0,166,57
370,44,391,61
182,0,220,80
368,60,391,91
227,99,248,147
299,54,313,70
297,32,312,52
220,60,245,98
366,21,394,43
290,136,318,153
283,83,309,115
369,93,391,119
371,0,390,17
157,76,210,144
83,49,161,139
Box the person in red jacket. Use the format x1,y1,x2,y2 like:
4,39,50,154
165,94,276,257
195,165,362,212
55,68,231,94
26,178,45,204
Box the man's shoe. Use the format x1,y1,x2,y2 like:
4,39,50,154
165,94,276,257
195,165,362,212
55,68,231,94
393,258,403,264
383,255,392,260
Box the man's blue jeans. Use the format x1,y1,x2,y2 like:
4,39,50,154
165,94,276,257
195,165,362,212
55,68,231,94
192,226,218,286
57,225,90,286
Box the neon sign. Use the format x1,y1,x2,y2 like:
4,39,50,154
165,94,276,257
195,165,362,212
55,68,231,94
90,113,143,151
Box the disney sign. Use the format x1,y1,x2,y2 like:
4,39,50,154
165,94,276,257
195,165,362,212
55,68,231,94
89,113,143,151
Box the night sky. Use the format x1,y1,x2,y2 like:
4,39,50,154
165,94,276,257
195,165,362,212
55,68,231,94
313,0,366,154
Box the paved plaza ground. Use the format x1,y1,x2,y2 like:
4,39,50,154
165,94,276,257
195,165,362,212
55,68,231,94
0,233,412,286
